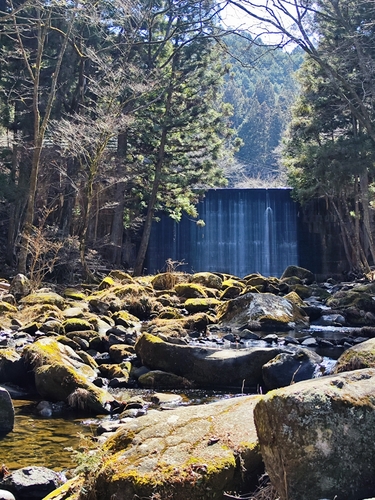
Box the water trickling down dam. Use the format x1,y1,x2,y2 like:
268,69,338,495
146,188,302,277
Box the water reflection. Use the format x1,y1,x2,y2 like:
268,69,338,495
0,400,93,471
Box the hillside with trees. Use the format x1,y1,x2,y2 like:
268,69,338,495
0,0,237,279
222,35,303,185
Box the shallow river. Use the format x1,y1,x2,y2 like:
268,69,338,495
1,399,94,472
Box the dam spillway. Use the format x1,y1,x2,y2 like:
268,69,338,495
146,188,300,278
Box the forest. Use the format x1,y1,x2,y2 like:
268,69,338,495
0,0,374,281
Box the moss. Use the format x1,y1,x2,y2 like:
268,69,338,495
158,306,184,319
191,272,223,290
63,318,94,333
108,270,134,283
184,298,221,313
174,283,208,299
19,292,65,308
112,310,140,327
38,476,83,500
64,289,86,301
0,301,17,313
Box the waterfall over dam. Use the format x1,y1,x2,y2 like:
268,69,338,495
146,188,303,278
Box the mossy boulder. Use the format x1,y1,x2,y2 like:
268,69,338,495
174,283,208,299
217,292,309,331
191,272,222,290
327,290,375,316
280,265,315,285
334,338,375,373
289,283,313,299
112,311,141,329
157,306,184,320
222,278,246,291
109,344,135,363
135,333,284,389
73,395,263,500
184,297,221,313
254,368,375,500
151,272,189,291
23,337,113,413
62,318,94,333
19,292,65,309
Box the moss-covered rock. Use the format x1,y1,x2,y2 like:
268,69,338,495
191,272,223,290
151,272,189,291
63,289,86,301
112,311,141,329
23,337,113,413
174,283,208,299
157,306,184,319
334,338,375,373
71,395,263,500
20,292,65,309
217,292,309,331
289,283,312,299
62,318,94,333
184,297,221,313
327,290,375,315
254,368,375,500
109,344,135,363
280,265,315,285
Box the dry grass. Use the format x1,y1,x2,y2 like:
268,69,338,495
224,474,280,500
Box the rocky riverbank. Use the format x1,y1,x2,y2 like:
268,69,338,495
1,266,375,499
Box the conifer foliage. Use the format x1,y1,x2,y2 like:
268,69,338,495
0,0,234,277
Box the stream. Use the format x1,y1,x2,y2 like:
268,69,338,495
0,327,346,473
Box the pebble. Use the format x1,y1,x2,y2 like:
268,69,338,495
0,490,16,500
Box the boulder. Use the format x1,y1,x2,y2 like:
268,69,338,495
135,333,284,390
217,292,309,331
334,338,375,373
280,265,315,285
19,292,65,308
254,368,375,500
0,387,14,434
191,272,223,290
138,370,193,389
68,395,263,500
262,348,323,390
0,466,60,500
23,338,113,414
0,349,28,385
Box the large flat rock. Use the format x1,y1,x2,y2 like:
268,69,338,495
49,395,263,500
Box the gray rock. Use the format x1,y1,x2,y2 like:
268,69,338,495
135,333,285,389
217,292,309,331
1,466,60,500
262,347,322,390
0,387,14,434
68,395,263,500
254,368,375,500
